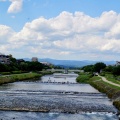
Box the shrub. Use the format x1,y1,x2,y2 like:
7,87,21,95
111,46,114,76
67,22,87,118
76,73,93,83
0,72,11,75
11,71,22,74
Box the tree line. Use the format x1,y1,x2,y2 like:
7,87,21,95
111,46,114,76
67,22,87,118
0,57,50,72
81,62,120,76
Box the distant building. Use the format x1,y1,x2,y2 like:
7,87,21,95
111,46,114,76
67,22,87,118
16,59,25,64
64,69,68,74
32,57,38,62
116,61,120,66
0,53,10,64
40,62,52,66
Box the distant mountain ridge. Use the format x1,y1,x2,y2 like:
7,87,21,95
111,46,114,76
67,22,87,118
22,58,116,68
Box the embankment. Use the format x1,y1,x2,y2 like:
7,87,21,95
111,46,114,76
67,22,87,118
76,74,120,111
0,73,42,85
89,76,120,111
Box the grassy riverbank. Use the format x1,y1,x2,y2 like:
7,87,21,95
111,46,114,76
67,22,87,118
76,72,93,83
104,73,120,85
0,73,42,85
89,76,120,111
76,73,120,111
38,71,53,75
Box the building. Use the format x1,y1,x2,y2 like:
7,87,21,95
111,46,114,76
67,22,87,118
32,57,38,62
116,61,120,66
40,62,52,66
0,53,10,64
16,59,25,64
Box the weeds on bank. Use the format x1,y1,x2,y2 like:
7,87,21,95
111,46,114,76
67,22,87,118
0,73,42,85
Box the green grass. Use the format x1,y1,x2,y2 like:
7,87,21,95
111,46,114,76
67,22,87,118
90,76,120,90
0,72,11,75
76,73,93,83
102,80,120,90
105,73,120,85
89,76,101,82
0,73,42,85
39,71,53,75
91,79,120,111
76,74,120,111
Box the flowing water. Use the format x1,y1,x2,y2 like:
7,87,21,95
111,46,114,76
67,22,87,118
0,73,119,120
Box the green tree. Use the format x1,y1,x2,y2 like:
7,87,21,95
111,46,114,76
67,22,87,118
93,62,106,73
0,63,7,72
112,65,120,76
82,65,94,72
105,65,114,72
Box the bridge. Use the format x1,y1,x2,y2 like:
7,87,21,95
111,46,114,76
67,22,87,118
46,69,84,73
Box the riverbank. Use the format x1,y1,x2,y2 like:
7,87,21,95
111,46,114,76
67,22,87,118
76,73,120,112
89,76,120,112
0,73,42,85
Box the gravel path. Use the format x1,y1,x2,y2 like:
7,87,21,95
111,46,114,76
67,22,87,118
99,75,120,87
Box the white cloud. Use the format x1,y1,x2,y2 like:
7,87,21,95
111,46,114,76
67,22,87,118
0,25,14,43
1,11,120,60
8,0,23,13
105,21,120,39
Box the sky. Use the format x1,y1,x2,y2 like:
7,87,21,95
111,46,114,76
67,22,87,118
0,0,120,61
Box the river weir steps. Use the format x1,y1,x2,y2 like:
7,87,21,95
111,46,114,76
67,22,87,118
0,73,119,120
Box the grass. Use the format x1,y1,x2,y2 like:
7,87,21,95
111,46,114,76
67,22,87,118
89,76,101,81
76,73,93,83
89,75,120,111
76,73,120,110
0,73,42,85
105,73,120,85
39,71,53,75
102,80,120,90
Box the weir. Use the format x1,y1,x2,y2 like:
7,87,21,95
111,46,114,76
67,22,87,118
0,73,119,120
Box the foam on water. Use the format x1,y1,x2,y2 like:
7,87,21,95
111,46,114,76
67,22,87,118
0,111,119,120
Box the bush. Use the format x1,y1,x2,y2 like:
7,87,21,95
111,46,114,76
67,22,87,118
113,100,120,110
76,73,93,83
100,72,105,76
0,72,11,75
11,71,22,74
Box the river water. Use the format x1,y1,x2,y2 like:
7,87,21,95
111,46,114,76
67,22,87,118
0,73,119,120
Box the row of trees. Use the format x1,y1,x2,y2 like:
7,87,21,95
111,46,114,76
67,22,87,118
81,62,120,76
0,57,50,72
81,62,106,73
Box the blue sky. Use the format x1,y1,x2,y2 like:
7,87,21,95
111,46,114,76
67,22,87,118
0,0,120,60
1,0,120,31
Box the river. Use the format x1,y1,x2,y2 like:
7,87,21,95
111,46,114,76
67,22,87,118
0,73,119,120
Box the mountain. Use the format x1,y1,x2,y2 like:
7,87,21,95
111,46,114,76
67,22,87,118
22,58,116,68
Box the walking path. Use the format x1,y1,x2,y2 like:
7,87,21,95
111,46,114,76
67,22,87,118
98,75,120,87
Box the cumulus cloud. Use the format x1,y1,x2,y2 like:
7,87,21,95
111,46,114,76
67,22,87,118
1,11,120,60
7,0,23,13
0,25,14,43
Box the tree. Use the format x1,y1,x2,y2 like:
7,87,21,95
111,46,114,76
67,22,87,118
0,63,7,72
105,65,114,72
27,62,43,71
82,65,94,72
112,65,120,76
93,62,106,73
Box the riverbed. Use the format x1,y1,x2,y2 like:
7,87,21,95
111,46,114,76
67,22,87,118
0,73,119,120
